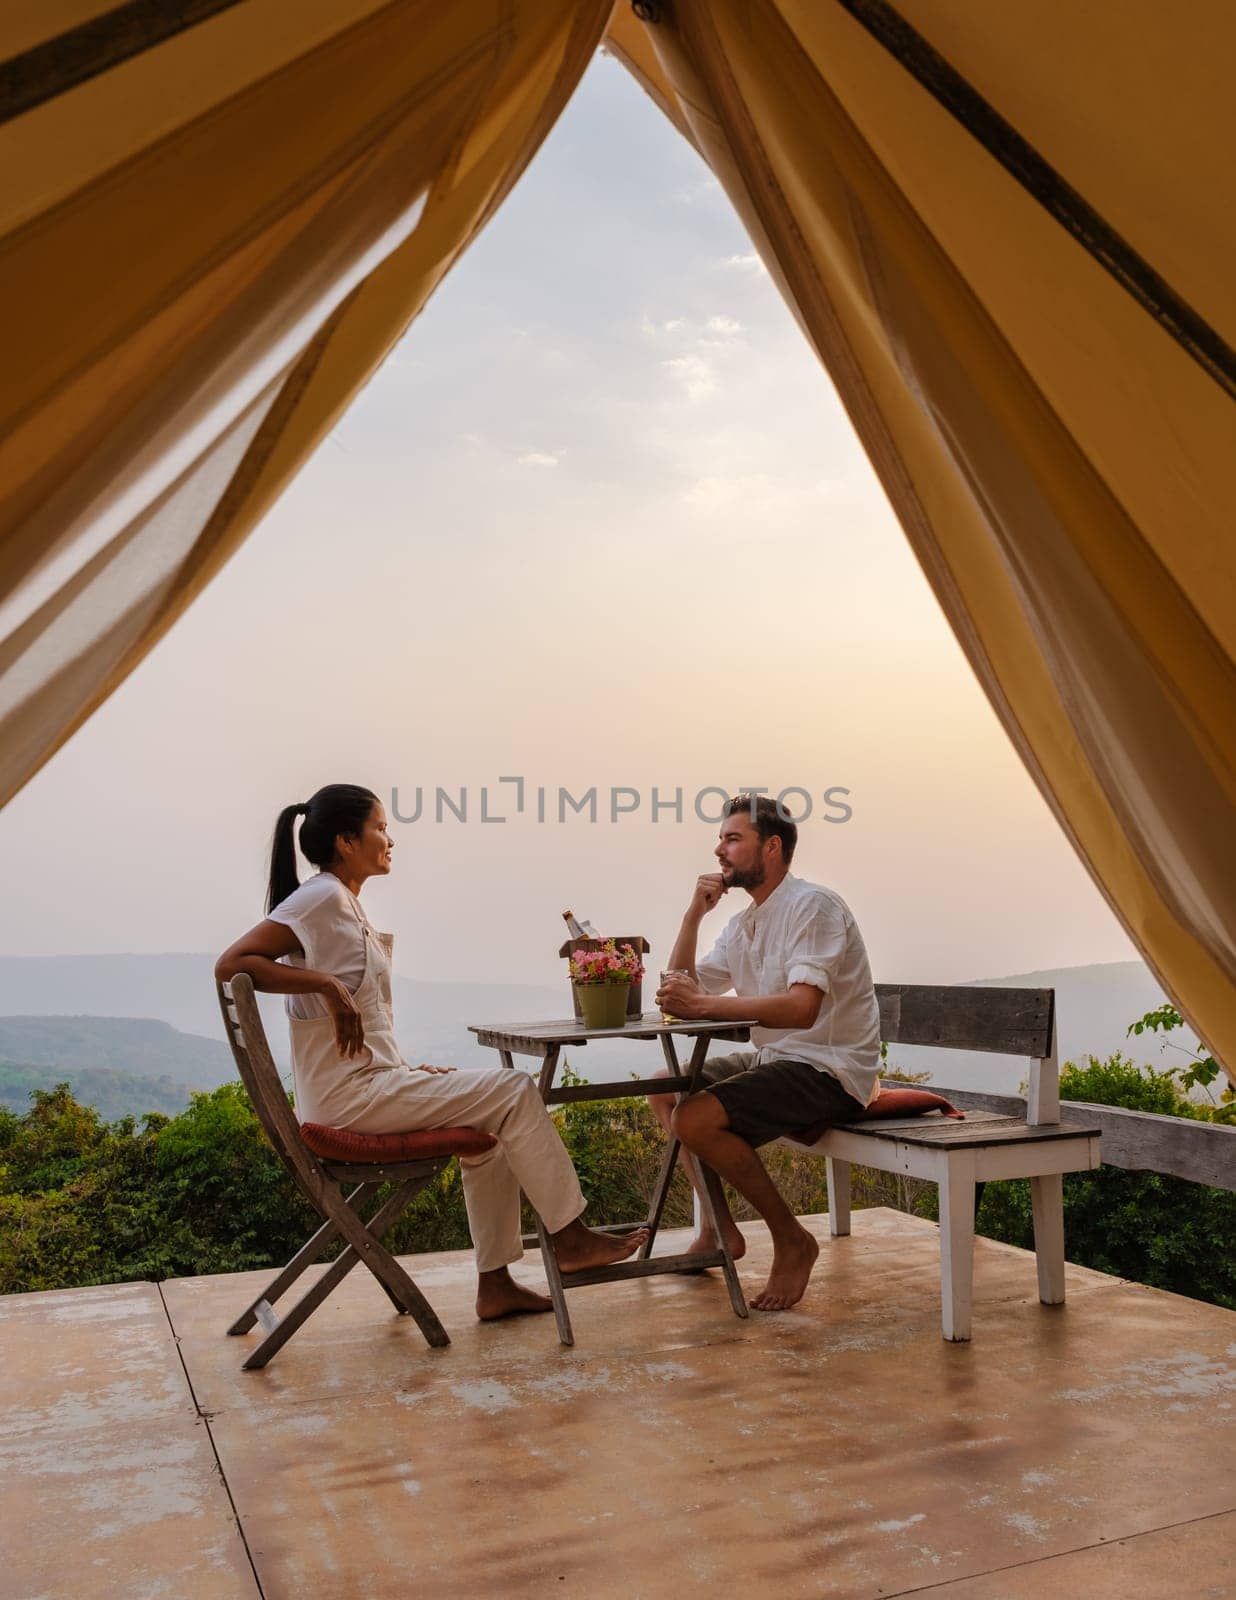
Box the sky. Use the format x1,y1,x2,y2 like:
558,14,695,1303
0,51,1138,990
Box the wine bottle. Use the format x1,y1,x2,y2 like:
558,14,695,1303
562,910,600,939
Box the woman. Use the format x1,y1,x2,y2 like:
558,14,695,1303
215,783,645,1321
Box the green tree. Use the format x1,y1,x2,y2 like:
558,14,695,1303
1126,1003,1234,1119
0,1082,318,1292
0,1085,163,1292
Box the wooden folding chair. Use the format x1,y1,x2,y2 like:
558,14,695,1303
216,973,496,1369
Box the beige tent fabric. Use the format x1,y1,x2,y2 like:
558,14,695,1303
0,0,612,803
606,2,1236,1075
2,2,1233,1074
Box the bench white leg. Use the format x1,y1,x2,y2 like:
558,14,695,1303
826,1158,851,1236
1030,1173,1066,1305
938,1153,976,1342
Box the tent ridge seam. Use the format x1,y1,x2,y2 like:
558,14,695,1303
0,0,249,126
835,0,1236,403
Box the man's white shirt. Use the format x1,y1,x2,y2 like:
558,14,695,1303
696,873,881,1107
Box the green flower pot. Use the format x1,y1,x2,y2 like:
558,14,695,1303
575,981,631,1030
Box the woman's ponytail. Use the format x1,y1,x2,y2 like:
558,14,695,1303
265,785,378,913
266,803,306,914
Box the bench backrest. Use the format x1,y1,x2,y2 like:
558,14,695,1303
876,983,1059,1124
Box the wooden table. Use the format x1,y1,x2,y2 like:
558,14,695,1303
468,1013,757,1345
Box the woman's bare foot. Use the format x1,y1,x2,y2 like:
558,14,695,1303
685,1222,747,1261
749,1224,819,1311
475,1267,553,1321
551,1219,650,1273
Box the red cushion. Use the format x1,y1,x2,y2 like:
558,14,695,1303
299,1122,498,1163
791,1086,963,1147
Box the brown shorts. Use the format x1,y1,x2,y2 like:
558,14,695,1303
699,1050,866,1148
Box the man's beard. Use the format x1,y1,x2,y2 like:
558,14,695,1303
725,861,766,891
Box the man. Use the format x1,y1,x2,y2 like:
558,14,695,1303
653,795,880,1311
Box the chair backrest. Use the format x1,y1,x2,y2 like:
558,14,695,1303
216,973,329,1202
876,983,1059,1125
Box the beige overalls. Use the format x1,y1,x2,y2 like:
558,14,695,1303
288,904,584,1272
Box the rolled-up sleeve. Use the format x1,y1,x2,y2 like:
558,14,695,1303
695,925,734,995
267,903,306,942
785,895,847,994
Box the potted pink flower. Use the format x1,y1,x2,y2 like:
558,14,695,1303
568,939,645,1030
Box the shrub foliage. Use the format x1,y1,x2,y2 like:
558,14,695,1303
975,1053,1235,1310
0,1051,1230,1309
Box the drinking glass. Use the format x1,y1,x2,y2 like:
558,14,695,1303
659,969,687,1024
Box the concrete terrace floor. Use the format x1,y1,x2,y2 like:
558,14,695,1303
3,1209,1235,1600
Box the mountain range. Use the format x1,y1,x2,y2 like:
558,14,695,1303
0,953,567,1071
0,953,1178,1119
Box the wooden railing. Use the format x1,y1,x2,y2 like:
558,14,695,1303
936,1087,1236,1191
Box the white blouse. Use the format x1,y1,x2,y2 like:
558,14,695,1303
267,873,372,1020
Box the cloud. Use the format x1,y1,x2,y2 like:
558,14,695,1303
640,315,688,337
683,474,761,512
720,251,767,274
673,175,723,207
516,451,561,467
661,355,716,402
704,315,743,336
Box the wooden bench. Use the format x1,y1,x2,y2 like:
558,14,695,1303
781,984,1101,1341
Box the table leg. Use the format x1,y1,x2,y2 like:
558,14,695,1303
536,1213,574,1347
642,1035,747,1319
640,1033,687,1258
537,1043,561,1101
531,1045,574,1345
680,1033,748,1320
690,1155,749,1319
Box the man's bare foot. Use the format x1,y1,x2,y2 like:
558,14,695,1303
475,1268,553,1321
552,1220,650,1274
749,1224,819,1311
685,1223,747,1261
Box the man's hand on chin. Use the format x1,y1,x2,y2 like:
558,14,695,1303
656,973,709,1020
690,873,728,917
